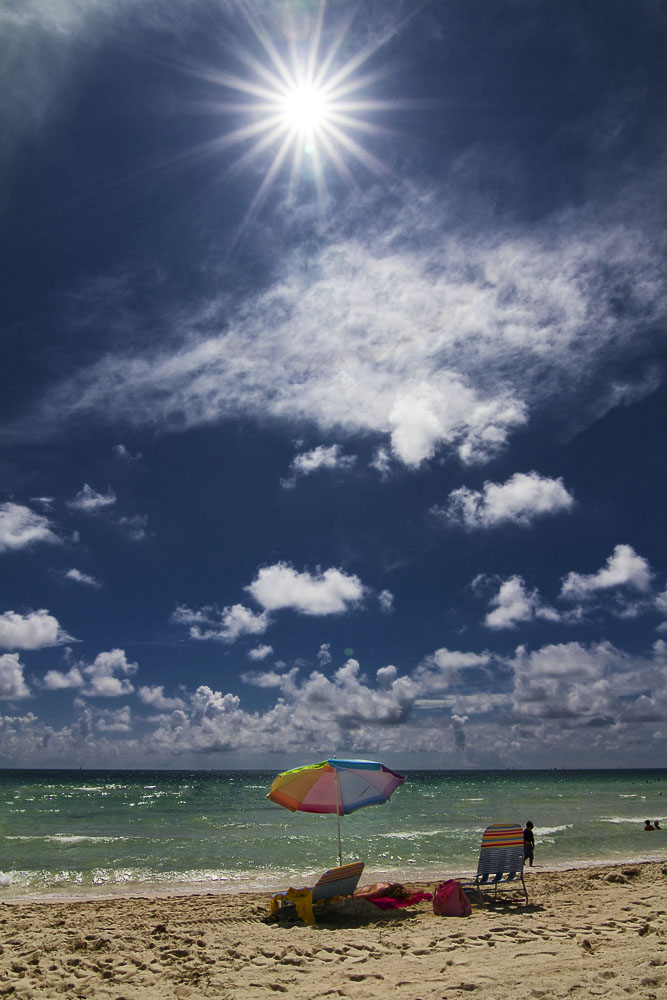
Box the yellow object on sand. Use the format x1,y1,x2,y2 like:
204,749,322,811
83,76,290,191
270,887,315,925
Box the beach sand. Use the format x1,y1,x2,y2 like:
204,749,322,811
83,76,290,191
1,861,665,998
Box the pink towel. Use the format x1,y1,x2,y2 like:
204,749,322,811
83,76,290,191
366,891,433,910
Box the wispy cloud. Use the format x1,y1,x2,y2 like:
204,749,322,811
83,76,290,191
15,201,666,471
0,0,201,188
317,642,332,666
117,514,149,542
65,568,102,588
378,589,394,613
113,444,143,462
67,485,116,513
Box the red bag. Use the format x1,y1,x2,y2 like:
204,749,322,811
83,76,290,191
433,879,472,917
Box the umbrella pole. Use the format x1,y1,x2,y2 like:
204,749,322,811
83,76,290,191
335,771,343,866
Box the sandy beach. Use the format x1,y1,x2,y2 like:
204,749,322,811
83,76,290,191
1,861,665,999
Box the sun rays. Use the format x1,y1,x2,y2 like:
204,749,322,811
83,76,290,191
195,2,408,237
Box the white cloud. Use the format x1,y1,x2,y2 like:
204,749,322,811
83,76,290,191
560,544,653,600
65,568,102,588
42,666,85,691
414,648,491,694
317,642,332,666
141,658,419,758
478,548,662,630
67,484,116,513
0,653,31,700
95,705,132,732
44,648,137,697
0,502,60,553
378,589,394,613
30,496,55,510
172,603,270,643
370,447,392,477
438,471,574,529
482,576,561,630
247,644,273,661
388,380,526,467
240,666,299,689
656,589,667,632
6,635,667,764
113,443,142,461
282,444,356,487
508,641,628,720
137,685,185,711
0,609,74,650
247,563,365,615
84,649,137,697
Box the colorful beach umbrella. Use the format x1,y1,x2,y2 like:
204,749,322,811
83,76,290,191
267,758,406,865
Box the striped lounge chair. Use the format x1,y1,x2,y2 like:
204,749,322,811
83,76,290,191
463,824,528,903
312,861,365,905
270,861,365,922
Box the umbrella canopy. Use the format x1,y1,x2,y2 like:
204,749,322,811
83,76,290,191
267,758,405,865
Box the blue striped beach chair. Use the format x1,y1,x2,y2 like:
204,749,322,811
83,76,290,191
462,824,528,903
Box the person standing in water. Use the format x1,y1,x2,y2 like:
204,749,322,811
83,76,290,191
523,820,535,865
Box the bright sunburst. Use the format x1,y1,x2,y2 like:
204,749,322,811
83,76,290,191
195,3,407,234
282,83,328,132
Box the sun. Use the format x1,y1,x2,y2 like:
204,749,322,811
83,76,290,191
191,3,408,237
282,83,329,133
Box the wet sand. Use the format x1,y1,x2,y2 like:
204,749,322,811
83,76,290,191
1,861,666,998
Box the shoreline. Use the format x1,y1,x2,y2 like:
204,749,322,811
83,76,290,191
1,860,665,999
2,850,666,905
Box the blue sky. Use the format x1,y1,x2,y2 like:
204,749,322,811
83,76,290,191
2,0,667,769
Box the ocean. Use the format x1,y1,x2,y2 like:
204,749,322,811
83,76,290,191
1,769,666,901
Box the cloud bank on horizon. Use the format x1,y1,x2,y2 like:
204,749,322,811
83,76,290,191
2,0,667,768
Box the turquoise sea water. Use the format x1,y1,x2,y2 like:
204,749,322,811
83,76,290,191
1,769,666,900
